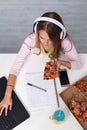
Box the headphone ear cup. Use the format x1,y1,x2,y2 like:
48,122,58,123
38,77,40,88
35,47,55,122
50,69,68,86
60,31,64,39
33,23,38,33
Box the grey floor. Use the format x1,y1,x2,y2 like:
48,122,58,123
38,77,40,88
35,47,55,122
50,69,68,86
0,0,87,53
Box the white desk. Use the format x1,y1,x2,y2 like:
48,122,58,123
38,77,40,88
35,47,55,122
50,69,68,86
0,53,87,130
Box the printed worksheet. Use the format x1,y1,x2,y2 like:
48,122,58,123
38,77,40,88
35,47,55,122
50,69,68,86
25,72,58,111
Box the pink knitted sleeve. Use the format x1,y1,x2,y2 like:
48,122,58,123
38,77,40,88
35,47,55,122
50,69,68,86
61,37,83,69
10,44,31,76
10,33,40,76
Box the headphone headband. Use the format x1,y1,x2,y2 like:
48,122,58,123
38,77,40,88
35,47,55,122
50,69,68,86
33,17,66,39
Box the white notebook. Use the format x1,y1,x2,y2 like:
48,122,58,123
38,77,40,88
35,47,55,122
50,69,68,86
25,72,58,111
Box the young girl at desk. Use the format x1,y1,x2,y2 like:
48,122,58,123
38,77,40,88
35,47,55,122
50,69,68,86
0,12,82,116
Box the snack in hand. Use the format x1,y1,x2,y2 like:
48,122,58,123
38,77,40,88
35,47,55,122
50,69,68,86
43,61,59,80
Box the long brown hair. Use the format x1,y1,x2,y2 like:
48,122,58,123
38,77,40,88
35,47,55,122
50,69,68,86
35,12,67,59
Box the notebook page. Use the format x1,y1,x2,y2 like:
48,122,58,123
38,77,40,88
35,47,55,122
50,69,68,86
25,72,57,111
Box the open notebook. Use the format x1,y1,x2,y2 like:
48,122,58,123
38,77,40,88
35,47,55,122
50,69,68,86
25,72,58,111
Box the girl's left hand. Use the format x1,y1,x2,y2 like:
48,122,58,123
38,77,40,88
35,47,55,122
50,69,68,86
57,60,61,69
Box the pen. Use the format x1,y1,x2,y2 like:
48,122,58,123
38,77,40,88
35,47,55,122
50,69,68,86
27,83,47,92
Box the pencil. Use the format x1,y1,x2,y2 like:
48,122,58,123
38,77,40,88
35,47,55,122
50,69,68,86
27,83,47,92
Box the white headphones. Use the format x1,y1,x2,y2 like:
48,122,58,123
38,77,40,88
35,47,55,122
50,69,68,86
33,17,66,39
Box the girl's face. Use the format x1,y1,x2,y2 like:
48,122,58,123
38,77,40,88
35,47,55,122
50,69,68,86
38,30,53,52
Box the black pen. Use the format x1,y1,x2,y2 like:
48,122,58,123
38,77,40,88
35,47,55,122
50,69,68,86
27,83,47,92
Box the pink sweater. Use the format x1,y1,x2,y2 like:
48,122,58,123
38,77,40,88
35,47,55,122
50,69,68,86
10,33,82,76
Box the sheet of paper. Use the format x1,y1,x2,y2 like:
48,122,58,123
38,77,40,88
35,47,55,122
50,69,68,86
25,72,57,111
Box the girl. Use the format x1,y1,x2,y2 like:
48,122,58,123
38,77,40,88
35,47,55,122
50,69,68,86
0,12,82,116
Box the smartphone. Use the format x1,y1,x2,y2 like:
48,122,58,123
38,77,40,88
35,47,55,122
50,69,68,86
59,69,70,86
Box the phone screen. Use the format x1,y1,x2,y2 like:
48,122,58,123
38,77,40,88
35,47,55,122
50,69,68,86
59,69,70,86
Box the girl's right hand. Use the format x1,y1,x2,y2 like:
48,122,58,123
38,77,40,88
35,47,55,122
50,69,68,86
0,96,13,116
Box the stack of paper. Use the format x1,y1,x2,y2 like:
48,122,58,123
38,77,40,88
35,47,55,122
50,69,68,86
25,72,58,111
